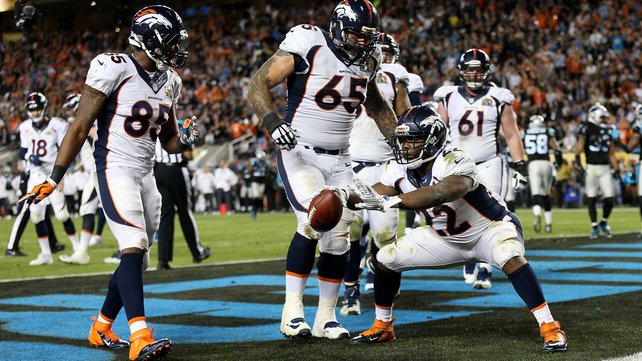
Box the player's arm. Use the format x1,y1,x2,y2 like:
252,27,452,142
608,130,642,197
625,133,640,152
436,101,449,125
501,107,525,162
372,182,399,196
365,80,397,141
51,85,106,184
393,82,411,117
158,107,199,154
397,175,473,210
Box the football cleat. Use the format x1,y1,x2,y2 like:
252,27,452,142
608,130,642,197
545,224,552,233
104,251,122,264
5,248,27,257
590,228,599,239
88,317,130,349
193,246,211,263
540,321,567,353
598,222,612,238
534,214,541,233
51,243,66,254
280,304,311,338
59,250,90,265
340,284,361,316
29,253,53,266
350,318,396,344
463,264,478,284
89,235,102,247
473,268,492,289
129,328,173,361
364,257,375,291
312,320,349,340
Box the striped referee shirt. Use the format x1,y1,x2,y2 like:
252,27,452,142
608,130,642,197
154,141,184,165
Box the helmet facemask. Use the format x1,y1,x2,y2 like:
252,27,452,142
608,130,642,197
461,66,489,91
26,93,48,125
393,123,447,169
333,27,378,66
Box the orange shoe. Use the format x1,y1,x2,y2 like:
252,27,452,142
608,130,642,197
540,321,568,353
88,317,130,349
129,328,173,361
350,318,396,344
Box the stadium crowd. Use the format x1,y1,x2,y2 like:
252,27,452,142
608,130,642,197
1,0,642,213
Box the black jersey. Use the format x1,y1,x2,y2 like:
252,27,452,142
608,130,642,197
578,122,611,165
523,127,555,161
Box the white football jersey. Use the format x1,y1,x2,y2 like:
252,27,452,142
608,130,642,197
280,25,378,150
434,85,514,163
380,147,510,244
86,52,181,172
19,117,68,174
407,73,424,94
349,63,409,163
79,126,96,172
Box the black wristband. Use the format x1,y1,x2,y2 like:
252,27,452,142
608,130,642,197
511,160,528,176
263,112,284,134
50,165,67,185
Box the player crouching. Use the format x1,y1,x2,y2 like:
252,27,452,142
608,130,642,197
333,105,567,352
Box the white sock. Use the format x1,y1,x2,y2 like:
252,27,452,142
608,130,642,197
531,302,555,325
79,230,91,253
375,305,393,322
317,277,341,300
315,296,338,323
544,211,552,225
97,313,113,325
68,233,79,251
129,319,147,335
285,273,308,294
38,237,52,255
532,205,542,216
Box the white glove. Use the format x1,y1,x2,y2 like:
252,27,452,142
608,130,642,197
179,116,201,145
271,123,298,151
512,172,528,192
311,185,349,207
264,112,298,151
349,178,402,212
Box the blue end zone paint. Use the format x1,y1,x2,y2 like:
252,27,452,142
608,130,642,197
1,245,641,359
578,243,642,249
0,341,113,361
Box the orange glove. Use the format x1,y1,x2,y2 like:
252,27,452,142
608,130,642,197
20,178,57,205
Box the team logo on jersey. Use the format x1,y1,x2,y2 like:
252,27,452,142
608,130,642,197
481,98,492,106
334,4,358,22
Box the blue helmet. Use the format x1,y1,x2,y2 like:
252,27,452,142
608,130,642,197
128,5,188,71
378,33,399,63
458,48,492,91
63,93,81,112
25,92,48,125
393,105,448,169
329,0,381,66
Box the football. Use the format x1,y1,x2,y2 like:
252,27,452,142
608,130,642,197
308,189,343,232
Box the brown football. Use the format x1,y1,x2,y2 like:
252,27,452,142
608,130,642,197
308,189,343,232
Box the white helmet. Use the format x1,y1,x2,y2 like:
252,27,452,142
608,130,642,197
635,104,642,121
529,115,546,129
587,103,609,125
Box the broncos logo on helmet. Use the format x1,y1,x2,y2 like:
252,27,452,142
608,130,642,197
393,105,449,169
128,5,189,71
26,92,48,125
329,0,381,67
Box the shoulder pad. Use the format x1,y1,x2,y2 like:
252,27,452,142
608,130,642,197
381,63,410,86
489,87,515,105
279,24,324,57
433,85,457,101
437,148,479,188
407,73,424,93
86,53,130,97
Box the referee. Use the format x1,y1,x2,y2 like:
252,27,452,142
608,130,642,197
154,141,210,270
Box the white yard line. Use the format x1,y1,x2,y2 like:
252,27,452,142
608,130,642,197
0,257,284,284
603,352,642,361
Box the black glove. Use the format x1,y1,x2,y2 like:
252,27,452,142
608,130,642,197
509,160,528,177
554,151,563,170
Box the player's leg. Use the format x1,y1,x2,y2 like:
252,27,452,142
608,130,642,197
92,206,106,246
49,188,79,251
28,201,53,266
585,164,600,238
276,149,325,338
352,226,464,343
341,208,363,316
541,163,554,233
529,161,544,232
478,214,567,352
155,166,176,270
598,166,615,237
60,183,98,264
176,167,209,263
5,201,30,256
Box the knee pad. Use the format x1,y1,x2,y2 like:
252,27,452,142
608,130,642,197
349,210,364,241
491,238,525,269
377,243,398,266
29,205,45,224
318,208,353,255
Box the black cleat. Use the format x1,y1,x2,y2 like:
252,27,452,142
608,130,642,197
51,243,66,254
156,260,172,271
5,248,27,257
193,246,211,263
133,338,173,361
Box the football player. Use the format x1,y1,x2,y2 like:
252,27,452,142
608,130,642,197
18,92,79,266
575,103,618,239
523,115,563,233
620,104,642,233
22,5,198,360
59,93,97,265
339,105,567,352
340,32,411,316
248,0,397,340
434,48,527,290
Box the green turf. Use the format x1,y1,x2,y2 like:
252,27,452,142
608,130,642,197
0,207,640,281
